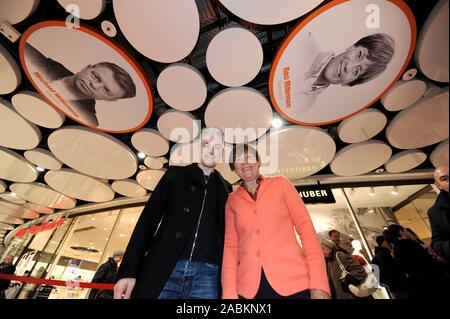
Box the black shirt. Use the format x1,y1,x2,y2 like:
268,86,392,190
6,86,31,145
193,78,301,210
180,171,220,265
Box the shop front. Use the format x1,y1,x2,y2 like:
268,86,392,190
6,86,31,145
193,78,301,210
0,175,441,299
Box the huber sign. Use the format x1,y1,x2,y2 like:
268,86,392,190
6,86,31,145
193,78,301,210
15,218,66,238
295,185,336,204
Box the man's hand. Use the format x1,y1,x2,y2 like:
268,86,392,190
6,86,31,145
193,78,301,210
114,278,136,299
310,289,331,299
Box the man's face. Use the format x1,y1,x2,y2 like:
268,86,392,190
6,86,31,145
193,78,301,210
200,134,223,168
330,232,340,246
5,256,13,264
435,165,449,192
74,65,125,101
113,255,123,263
322,46,373,86
234,152,260,182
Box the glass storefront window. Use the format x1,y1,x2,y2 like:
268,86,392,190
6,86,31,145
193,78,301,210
343,184,432,253
305,188,370,259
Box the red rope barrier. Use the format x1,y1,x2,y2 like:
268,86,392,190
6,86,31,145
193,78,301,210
0,273,114,290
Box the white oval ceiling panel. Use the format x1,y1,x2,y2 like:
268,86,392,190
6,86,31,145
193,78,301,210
0,147,38,183
23,202,54,215
0,180,6,193
57,0,106,20
0,215,24,225
381,79,427,111
12,91,65,129
257,126,336,180
157,63,207,111
24,148,63,171
206,27,263,87
131,128,169,157
0,0,40,24
157,110,200,143
205,87,273,144
0,192,26,205
384,150,427,173
0,98,41,150
0,200,39,219
0,44,22,94
331,140,392,176
144,157,164,170
112,179,147,198
136,170,165,191
48,126,138,179
415,0,449,82
337,109,387,144
10,182,76,209
0,222,14,230
430,139,449,168
386,88,449,149
44,169,115,203
113,0,200,63
219,0,324,25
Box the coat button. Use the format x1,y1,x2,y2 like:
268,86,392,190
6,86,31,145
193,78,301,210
175,232,182,239
190,186,196,192
184,207,190,213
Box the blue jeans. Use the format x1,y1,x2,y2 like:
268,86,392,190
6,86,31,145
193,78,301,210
158,260,219,299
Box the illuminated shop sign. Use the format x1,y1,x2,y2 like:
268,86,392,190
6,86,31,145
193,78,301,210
295,185,336,204
15,218,66,238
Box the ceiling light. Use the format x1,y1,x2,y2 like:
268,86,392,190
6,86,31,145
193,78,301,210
137,152,146,159
368,208,375,214
391,186,399,195
36,167,45,172
271,118,283,129
10,192,17,196
91,218,96,221
119,234,125,237
103,228,108,231
131,218,136,222
369,187,376,196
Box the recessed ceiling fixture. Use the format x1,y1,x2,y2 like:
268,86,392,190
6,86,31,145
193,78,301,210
369,187,376,196
391,186,399,195
271,118,283,129
137,152,146,159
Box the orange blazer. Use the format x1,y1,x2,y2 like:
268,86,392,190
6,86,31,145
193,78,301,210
221,175,330,299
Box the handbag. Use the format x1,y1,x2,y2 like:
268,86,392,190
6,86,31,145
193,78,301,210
336,252,379,297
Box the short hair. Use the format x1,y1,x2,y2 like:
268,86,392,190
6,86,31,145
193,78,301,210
201,127,224,144
328,229,340,237
375,235,385,247
347,33,395,87
229,143,261,171
94,62,136,99
383,224,404,245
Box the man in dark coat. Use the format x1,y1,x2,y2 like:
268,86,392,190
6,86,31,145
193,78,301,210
114,128,232,299
88,251,123,299
0,255,16,299
428,164,449,262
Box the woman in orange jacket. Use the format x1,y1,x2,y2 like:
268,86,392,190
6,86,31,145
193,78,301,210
221,144,330,299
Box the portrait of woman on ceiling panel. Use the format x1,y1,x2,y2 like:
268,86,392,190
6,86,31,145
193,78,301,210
269,0,416,126
19,21,153,133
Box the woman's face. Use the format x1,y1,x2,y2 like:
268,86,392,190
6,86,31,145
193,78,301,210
322,245,332,257
234,152,260,182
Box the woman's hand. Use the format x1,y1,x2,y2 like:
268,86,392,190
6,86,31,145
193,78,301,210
310,289,331,299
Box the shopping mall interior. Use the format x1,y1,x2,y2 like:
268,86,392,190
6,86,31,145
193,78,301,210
0,0,448,300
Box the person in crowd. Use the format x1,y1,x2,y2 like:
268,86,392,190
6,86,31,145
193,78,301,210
221,144,330,299
404,227,447,266
329,230,353,254
371,235,408,299
321,239,367,299
0,255,16,299
114,128,232,299
428,164,449,263
383,224,449,299
88,251,124,299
